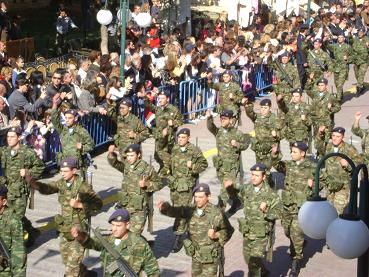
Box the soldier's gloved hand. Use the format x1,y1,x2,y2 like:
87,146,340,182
139,176,147,188
76,142,82,150
259,202,268,213
162,127,168,137
339,158,349,168
70,198,83,209
168,120,173,126
230,140,239,148
128,130,136,138
271,130,277,137
187,161,192,169
208,228,218,240
71,226,87,242
223,179,233,189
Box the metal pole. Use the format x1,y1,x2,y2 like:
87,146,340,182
120,0,127,84
306,0,312,26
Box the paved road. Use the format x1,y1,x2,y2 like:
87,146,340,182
26,68,369,276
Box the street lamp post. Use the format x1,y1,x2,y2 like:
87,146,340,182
298,153,369,277
306,0,312,26
119,0,127,84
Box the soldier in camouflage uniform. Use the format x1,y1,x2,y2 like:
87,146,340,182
206,109,249,215
245,98,283,186
277,89,312,145
237,163,281,277
305,38,333,81
158,183,234,277
26,157,103,277
305,78,341,157
316,127,361,214
107,97,150,157
0,126,45,246
0,186,26,277
350,28,369,95
271,142,315,277
269,51,301,104
71,209,160,277
324,32,352,103
352,112,369,165
207,70,247,123
144,90,183,175
166,128,208,252
51,95,95,179
107,144,162,234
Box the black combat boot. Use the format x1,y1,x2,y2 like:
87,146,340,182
289,259,301,277
171,235,183,253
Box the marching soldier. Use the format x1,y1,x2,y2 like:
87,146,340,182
107,97,150,157
0,126,45,247
206,109,249,215
107,144,162,234
352,112,369,165
167,128,208,252
51,94,95,180
71,209,160,277
269,51,301,103
158,183,234,277
277,88,312,145
305,78,341,156
237,163,281,277
316,127,361,214
306,38,333,81
0,185,26,277
271,142,315,277
144,90,183,176
350,28,369,95
25,157,103,277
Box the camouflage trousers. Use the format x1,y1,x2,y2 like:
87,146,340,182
327,186,349,214
60,234,86,277
192,259,218,277
334,69,348,102
216,164,240,209
354,63,368,88
243,237,269,277
281,210,304,260
8,195,28,217
154,141,173,176
170,190,193,235
126,209,146,234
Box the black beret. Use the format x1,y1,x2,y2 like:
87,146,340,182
279,51,290,58
220,110,234,118
250,163,267,172
316,78,328,85
259,99,272,107
313,38,322,43
64,109,78,117
358,28,366,33
332,127,345,134
7,126,22,135
337,31,345,37
292,88,303,94
192,183,210,194
223,70,232,76
124,144,141,154
108,209,130,223
119,97,133,107
291,141,308,152
177,128,190,136
59,157,78,169
0,185,8,197
158,90,170,98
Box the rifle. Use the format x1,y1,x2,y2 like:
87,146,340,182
308,49,328,71
274,59,294,87
89,226,138,277
0,236,11,266
147,192,154,234
218,247,225,277
266,221,276,262
239,153,244,185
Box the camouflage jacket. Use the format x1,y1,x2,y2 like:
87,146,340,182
34,175,102,235
350,36,369,65
325,42,352,71
209,81,244,115
108,104,150,153
107,155,161,212
351,125,369,163
306,48,333,74
144,99,183,146
0,145,45,200
83,231,160,277
272,154,315,211
238,182,281,240
207,116,249,162
278,100,312,142
316,139,361,192
169,142,208,191
0,206,23,272
51,109,95,166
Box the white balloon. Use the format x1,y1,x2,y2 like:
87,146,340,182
97,9,113,26
327,218,369,259
298,200,338,239
135,13,152,28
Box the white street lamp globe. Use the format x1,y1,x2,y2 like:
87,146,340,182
135,13,152,28
298,200,338,239
326,217,369,259
97,9,113,25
